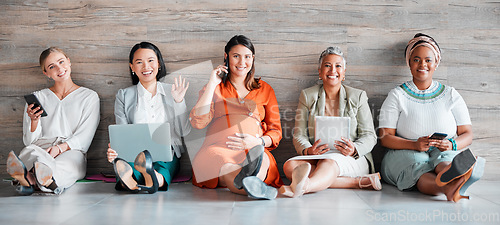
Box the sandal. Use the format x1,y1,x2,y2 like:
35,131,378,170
358,173,382,191
6,151,34,195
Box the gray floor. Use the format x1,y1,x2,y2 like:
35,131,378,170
0,178,499,225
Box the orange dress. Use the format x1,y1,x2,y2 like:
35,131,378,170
190,80,283,188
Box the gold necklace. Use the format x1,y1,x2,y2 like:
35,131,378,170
52,84,78,100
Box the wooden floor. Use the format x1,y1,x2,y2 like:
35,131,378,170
0,1,499,178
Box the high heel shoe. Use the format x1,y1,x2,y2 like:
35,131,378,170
113,158,140,193
358,173,382,191
459,157,485,196
234,145,264,190
134,150,159,194
6,151,34,195
436,148,476,187
34,162,61,194
450,169,473,202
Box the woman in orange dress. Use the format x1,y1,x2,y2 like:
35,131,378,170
190,35,282,200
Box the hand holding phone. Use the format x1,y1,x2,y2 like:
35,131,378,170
24,94,47,117
429,132,447,140
218,57,228,84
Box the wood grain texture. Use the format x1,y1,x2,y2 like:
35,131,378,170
0,0,498,180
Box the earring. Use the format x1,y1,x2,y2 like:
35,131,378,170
319,77,322,80
132,72,136,76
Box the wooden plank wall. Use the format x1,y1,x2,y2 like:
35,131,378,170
1,0,499,180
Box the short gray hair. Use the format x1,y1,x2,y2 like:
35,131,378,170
318,46,346,69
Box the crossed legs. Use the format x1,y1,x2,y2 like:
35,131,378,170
282,159,379,197
219,152,270,195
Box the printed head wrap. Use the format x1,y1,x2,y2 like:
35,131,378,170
405,33,441,67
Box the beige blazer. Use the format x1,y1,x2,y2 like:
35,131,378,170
292,84,377,173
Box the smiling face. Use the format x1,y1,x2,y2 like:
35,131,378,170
318,54,345,89
225,44,254,80
42,52,72,82
129,48,159,85
409,46,437,87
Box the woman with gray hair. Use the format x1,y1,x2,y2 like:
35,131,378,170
280,46,381,198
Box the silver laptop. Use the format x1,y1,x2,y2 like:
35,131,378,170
314,116,350,153
108,123,172,162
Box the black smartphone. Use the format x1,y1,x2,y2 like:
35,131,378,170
219,57,228,84
24,94,48,117
429,132,447,140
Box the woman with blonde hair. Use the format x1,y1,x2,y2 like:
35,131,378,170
7,47,100,195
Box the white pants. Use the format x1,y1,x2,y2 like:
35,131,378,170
19,138,86,193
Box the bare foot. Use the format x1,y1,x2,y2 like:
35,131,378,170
290,163,311,198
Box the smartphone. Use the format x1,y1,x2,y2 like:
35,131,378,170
24,94,48,117
219,57,228,84
429,132,447,140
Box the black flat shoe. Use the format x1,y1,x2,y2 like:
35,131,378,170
34,162,61,194
134,150,158,194
113,158,140,193
234,145,264,190
436,148,476,187
242,176,277,200
6,151,34,196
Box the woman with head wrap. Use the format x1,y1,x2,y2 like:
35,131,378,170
280,46,381,198
378,33,485,202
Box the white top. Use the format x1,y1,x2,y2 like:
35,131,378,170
134,82,167,124
23,87,100,153
378,80,471,140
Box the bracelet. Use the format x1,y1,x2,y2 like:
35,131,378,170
448,138,457,151
302,148,307,155
55,145,63,154
260,137,265,146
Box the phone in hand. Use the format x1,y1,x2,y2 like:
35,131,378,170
24,94,48,117
429,132,447,140
219,57,228,84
